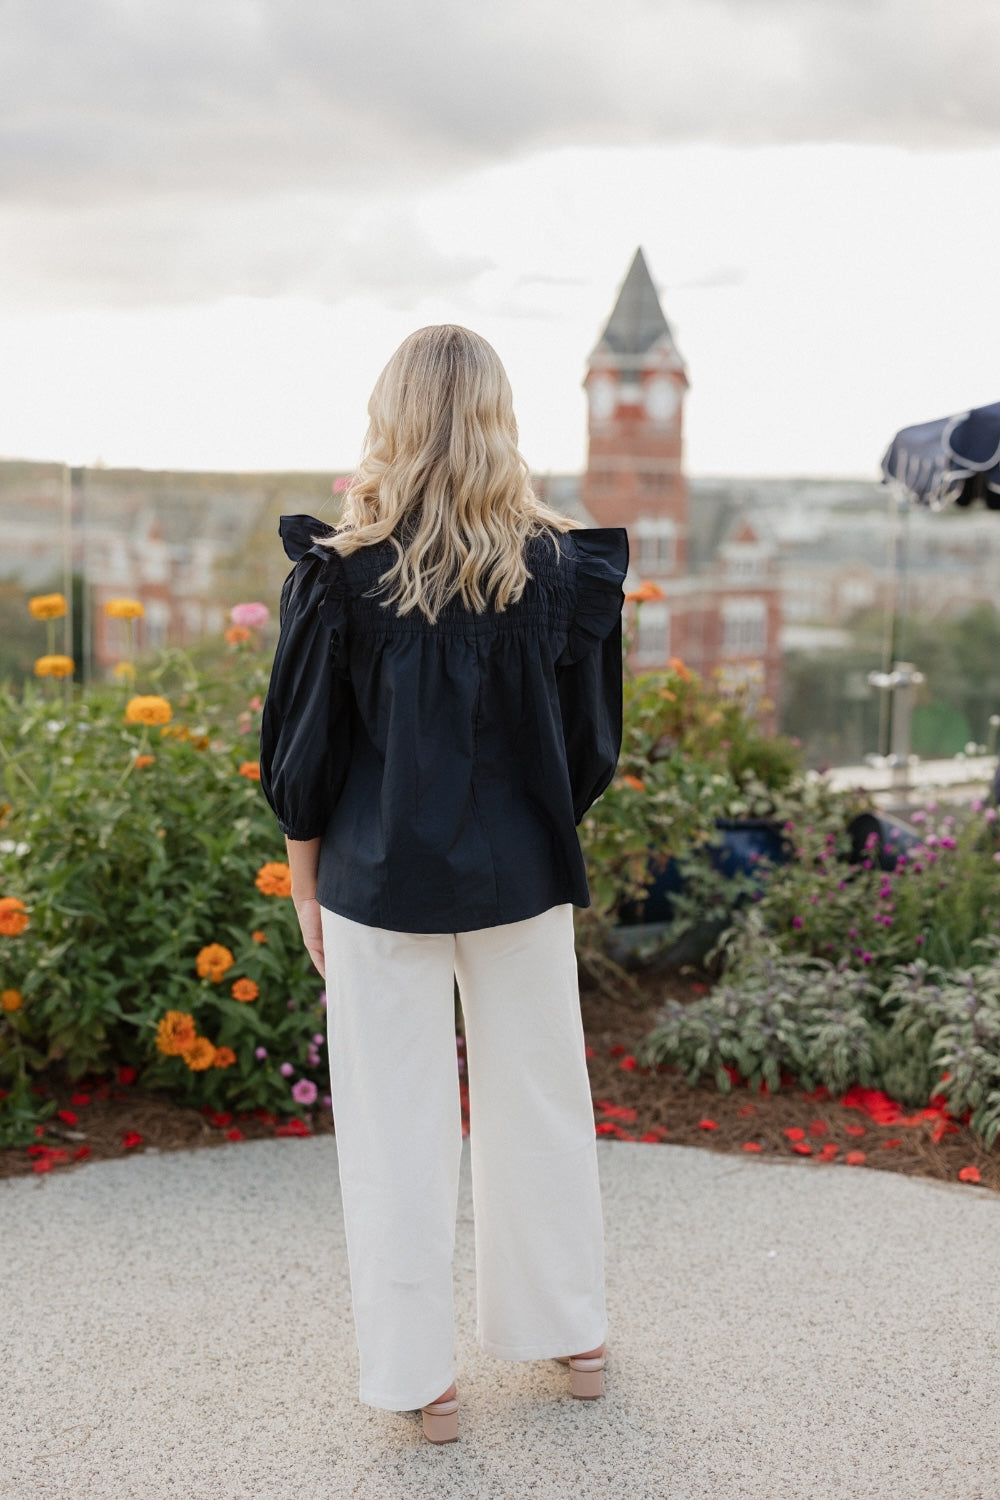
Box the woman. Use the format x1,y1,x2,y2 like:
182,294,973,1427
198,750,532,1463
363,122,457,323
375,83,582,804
260,325,627,1443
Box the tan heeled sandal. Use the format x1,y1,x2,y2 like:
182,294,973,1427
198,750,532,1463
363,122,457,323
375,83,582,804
556,1351,606,1399
421,1394,459,1443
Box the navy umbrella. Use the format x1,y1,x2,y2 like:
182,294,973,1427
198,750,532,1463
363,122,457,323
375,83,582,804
881,400,1000,509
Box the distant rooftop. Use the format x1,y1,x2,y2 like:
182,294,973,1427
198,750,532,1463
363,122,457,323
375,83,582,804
595,247,681,360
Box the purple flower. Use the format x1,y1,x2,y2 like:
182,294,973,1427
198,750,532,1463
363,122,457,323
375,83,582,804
791,915,804,929
915,934,926,945
255,1046,268,1060
986,808,998,825
860,951,873,965
307,1047,320,1068
321,1093,332,1109
291,1078,318,1107
847,927,857,938
279,1062,294,1078
318,990,328,1008
312,1033,325,1047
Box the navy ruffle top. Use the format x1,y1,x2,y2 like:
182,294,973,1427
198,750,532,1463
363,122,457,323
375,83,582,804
259,514,628,933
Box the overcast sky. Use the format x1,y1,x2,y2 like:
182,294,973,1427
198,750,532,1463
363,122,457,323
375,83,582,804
2,0,999,476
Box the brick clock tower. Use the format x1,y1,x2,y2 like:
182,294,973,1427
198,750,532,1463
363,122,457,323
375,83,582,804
580,248,782,724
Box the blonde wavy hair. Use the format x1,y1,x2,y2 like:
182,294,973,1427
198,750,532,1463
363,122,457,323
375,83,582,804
316,324,580,622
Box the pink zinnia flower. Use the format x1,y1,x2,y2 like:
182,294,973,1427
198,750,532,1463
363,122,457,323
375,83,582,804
230,602,270,628
291,1078,318,1106
280,1062,294,1078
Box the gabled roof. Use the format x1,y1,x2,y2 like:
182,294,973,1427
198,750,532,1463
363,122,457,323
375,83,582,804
596,248,679,359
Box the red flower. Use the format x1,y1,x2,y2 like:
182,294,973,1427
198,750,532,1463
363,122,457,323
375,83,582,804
118,1066,138,1086
931,1119,959,1144
639,1132,664,1144
742,1142,763,1153
275,1118,310,1138
841,1087,901,1125
882,1138,903,1149
737,1103,757,1118
72,1146,91,1161
596,1103,638,1123
608,1045,626,1058
585,1046,596,1059
790,1142,813,1155
33,1158,53,1174
808,1119,828,1136
122,1131,143,1149
845,1150,866,1166
620,1056,637,1071
225,1128,245,1142
70,1093,92,1106
723,1065,742,1086
958,1166,982,1184
206,1111,233,1128
57,1109,78,1126
596,1122,620,1136
698,1118,718,1131
844,1124,866,1138
818,1143,839,1161
783,1127,806,1141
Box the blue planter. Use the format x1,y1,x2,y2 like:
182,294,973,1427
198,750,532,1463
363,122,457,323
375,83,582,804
617,818,788,928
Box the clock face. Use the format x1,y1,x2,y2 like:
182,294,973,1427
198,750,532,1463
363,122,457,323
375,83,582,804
589,375,616,420
644,377,679,422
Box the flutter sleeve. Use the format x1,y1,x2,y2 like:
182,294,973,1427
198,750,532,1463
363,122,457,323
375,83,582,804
259,516,352,840
555,527,629,823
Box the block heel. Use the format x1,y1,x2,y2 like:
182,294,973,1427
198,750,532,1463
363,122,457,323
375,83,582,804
421,1395,459,1443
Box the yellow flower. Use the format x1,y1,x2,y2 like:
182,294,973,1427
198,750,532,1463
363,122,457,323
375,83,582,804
1,988,23,1012
29,593,67,620
212,1045,237,1069
113,661,136,682
105,598,145,620
155,1010,198,1057
183,1036,217,1071
124,695,172,726
0,897,30,936
196,943,236,983
255,862,292,898
231,977,259,1003
34,654,75,679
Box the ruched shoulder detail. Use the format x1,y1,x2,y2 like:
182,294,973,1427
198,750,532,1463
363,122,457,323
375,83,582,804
277,515,349,677
556,527,629,667
278,512,337,562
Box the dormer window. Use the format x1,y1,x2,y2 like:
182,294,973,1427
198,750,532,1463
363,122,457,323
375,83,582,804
635,517,676,573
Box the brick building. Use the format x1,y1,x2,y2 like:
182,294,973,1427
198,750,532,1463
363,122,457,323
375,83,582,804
568,248,783,717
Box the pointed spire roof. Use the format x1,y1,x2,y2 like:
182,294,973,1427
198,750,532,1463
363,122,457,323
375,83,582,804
597,248,677,359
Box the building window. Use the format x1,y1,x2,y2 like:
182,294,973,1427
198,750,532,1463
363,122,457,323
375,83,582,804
722,597,766,657
724,545,766,582
144,599,171,649
635,517,676,574
635,601,670,666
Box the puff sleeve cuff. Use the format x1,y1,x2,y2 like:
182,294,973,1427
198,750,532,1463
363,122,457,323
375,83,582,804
555,527,629,823
259,518,353,840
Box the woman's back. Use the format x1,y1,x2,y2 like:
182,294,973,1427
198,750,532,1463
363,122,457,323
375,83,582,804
261,515,627,933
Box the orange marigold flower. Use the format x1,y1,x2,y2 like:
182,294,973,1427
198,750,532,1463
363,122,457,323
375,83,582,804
238,761,261,781
183,1036,217,1071
196,943,236,983
226,625,252,645
231,977,259,1003
1,988,23,1012
0,897,30,937
156,1010,198,1057
668,656,692,681
622,774,646,793
255,861,292,897
33,654,75,679
125,694,172,726
29,592,67,620
212,1045,237,1069
251,930,267,944
134,754,156,769
105,598,145,620
625,581,666,604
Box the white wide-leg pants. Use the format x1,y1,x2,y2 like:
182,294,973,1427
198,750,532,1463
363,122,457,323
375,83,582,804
320,902,607,1412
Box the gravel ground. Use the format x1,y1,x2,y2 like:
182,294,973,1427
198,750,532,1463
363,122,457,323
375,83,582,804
2,1137,999,1500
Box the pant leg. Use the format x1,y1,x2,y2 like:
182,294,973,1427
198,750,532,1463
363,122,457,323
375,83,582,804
321,907,463,1411
455,904,607,1360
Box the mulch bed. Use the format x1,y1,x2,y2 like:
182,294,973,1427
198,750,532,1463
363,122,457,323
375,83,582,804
2,971,997,1192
